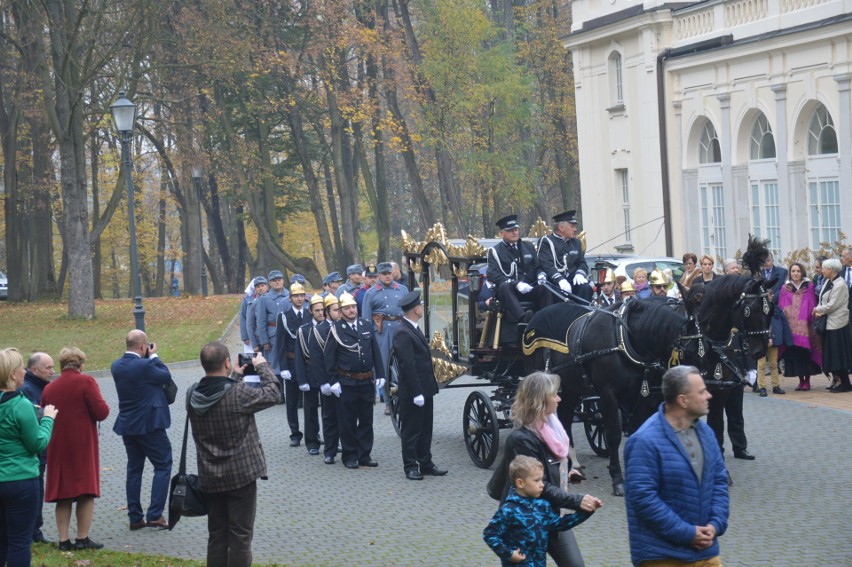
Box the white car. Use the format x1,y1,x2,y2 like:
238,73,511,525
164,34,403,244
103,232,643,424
0,270,7,300
585,255,685,284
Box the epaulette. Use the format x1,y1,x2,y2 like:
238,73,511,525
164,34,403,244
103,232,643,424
374,284,382,291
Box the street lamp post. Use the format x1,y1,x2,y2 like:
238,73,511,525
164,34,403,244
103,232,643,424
110,91,145,331
191,168,208,297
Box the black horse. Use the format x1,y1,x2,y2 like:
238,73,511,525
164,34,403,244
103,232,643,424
686,274,775,465
525,294,699,497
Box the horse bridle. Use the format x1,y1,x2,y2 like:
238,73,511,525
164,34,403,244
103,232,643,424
730,285,773,338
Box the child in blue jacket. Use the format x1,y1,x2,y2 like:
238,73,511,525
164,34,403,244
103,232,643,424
483,456,595,566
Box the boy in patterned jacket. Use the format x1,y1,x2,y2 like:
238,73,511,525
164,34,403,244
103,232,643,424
483,456,596,566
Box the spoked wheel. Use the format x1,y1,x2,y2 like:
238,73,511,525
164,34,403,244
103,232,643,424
583,397,610,457
464,390,500,468
387,349,402,436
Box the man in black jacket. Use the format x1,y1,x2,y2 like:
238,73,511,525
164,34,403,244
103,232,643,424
393,290,448,480
487,214,551,324
537,210,593,301
276,282,309,447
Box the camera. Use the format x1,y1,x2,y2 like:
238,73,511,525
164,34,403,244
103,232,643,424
238,353,258,375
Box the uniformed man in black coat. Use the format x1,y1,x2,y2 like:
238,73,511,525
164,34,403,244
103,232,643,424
314,295,341,464
277,282,309,447
537,210,593,301
393,290,448,480
487,214,551,324
294,294,326,456
323,292,386,469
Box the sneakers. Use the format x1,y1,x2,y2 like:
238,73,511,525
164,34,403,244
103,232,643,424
74,537,104,550
758,388,768,397
58,540,74,551
772,386,786,395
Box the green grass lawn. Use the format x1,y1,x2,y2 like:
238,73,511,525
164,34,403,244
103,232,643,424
0,296,242,371
31,542,207,566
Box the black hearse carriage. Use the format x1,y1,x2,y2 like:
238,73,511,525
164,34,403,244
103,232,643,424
387,222,608,468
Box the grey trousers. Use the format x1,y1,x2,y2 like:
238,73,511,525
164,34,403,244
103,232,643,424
206,480,257,567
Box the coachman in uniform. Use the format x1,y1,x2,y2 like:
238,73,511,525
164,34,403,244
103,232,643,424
537,210,593,301
293,294,326,456
393,290,448,480
276,282,309,447
487,214,551,325
323,292,386,469
316,295,342,464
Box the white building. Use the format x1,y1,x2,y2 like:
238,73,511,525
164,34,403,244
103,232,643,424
565,0,852,262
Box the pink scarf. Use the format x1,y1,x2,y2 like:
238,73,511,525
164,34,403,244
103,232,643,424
536,414,571,499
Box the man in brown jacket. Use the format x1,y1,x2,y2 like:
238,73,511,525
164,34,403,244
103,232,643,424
188,343,280,567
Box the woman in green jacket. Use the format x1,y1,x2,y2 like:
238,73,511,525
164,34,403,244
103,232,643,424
0,348,58,567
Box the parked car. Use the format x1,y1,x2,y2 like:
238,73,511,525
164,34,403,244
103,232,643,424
0,271,7,300
586,254,685,284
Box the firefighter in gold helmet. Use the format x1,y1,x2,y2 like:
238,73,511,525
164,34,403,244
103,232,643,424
595,268,619,306
648,269,669,298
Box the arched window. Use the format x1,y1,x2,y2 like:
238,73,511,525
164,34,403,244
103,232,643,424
609,51,623,104
698,122,721,164
749,114,776,160
807,104,837,155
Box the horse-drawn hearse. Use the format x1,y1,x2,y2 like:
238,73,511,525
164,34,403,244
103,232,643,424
387,222,776,495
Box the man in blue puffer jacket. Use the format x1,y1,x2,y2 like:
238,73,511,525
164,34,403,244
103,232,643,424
624,365,729,566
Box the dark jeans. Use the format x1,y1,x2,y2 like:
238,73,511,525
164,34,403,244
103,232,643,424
0,477,39,567
399,396,434,473
547,528,585,567
337,383,375,465
206,481,257,567
122,430,173,522
34,460,46,537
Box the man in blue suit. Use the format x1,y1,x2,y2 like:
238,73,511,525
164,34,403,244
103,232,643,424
111,330,174,530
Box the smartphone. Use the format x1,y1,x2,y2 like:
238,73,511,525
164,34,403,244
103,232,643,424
237,352,258,375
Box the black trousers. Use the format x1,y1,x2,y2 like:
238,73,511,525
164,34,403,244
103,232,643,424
34,460,46,537
708,384,747,455
399,396,434,473
337,383,374,465
206,480,257,567
495,282,552,321
284,376,302,442
547,528,585,567
321,394,339,459
302,387,321,450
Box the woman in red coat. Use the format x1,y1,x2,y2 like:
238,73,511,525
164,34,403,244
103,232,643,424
41,347,110,551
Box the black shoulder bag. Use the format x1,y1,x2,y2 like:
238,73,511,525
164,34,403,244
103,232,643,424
168,385,207,530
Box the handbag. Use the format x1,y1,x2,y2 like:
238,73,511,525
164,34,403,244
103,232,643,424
168,386,207,530
815,315,828,336
164,378,178,405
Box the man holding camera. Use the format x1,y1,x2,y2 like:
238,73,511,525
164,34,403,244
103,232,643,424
188,344,281,567
111,330,174,530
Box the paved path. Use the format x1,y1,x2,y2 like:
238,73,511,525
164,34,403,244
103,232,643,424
47,330,852,566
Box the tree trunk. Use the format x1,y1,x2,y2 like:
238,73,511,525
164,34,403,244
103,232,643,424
205,173,235,293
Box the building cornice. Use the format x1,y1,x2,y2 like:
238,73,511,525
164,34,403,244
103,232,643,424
563,7,680,48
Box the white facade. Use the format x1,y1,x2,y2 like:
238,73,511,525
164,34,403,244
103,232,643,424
565,0,852,261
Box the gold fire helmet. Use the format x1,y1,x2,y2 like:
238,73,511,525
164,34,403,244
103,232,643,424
309,294,324,307
602,268,616,284
323,294,339,309
649,269,667,286
290,282,306,295
339,292,357,308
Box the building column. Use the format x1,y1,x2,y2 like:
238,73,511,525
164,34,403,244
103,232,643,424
717,93,734,257
771,84,793,251
835,74,852,231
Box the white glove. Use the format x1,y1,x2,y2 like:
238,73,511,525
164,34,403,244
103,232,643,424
298,383,310,392
516,282,533,294
413,395,425,407
330,382,342,397
320,383,332,396
573,273,588,286
746,369,757,386
280,370,292,380
537,273,546,286
375,378,386,390
559,279,572,294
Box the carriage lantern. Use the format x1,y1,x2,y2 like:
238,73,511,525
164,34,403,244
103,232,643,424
468,266,482,294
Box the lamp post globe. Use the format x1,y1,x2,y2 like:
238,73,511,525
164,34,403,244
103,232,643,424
110,91,145,331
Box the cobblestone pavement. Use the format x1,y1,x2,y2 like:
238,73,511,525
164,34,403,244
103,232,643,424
52,339,852,566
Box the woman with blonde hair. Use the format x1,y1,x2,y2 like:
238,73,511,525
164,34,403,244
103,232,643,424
0,348,58,565
632,268,651,299
488,372,603,566
41,347,110,551
687,254,717,287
